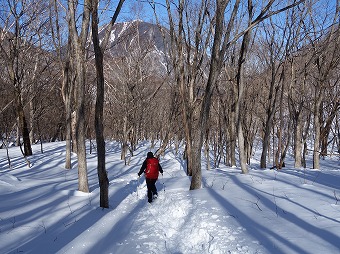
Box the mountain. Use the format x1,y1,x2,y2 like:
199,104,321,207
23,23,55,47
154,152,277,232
100,20,170,75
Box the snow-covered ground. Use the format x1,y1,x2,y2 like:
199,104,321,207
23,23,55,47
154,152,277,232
0,141,339,254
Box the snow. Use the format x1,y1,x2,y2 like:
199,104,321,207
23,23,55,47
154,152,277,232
0,141,339,254
109,29,116,43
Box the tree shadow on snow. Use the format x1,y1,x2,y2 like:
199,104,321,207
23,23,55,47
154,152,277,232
206,175,340,254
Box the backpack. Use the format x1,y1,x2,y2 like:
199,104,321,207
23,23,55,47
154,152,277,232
145,157,159,179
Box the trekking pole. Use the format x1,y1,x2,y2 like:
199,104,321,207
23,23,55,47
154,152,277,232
162,173,165,193
137,176,140,199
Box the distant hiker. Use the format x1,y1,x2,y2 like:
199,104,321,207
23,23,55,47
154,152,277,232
138,152,163,203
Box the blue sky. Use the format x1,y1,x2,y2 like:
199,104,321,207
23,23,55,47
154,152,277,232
98,0,168,25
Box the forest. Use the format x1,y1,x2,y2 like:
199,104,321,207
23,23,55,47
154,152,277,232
0,0,339,208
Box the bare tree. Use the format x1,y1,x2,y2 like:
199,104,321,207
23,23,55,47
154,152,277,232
67,0,91,192
103,20,168,164
50,0,74,169
0,0,54,158
233,0,255,174
302,0,340,169
286,5,312,168
154,0,307,189
90,0,125,207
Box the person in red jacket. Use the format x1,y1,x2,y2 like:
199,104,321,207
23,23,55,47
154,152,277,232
138,152,163,203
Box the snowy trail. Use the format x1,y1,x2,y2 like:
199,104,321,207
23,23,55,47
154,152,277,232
102,170,266,254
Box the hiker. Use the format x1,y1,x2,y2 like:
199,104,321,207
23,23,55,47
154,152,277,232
138,152,163,203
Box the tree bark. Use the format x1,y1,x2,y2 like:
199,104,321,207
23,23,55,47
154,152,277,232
230,96,237,167
294,117,302,168
313,87,322,169
235,29,251,174
90,0,125,207
91,0,109,208
68,0,91,193
17,98,32,156
63,60,73,170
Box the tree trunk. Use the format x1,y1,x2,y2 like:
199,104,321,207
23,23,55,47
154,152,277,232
5,132,12,169
75,71,89,193
71,111,77,153
279,123,291,169
276,67,286,169
121,115,129,163
302,141,308,168
320,101,340,157
64,86,72,169
234,2,253,174
62,55,73,169
185,140,193,176
204,130,211,170
260,76,281,169
17,99,32,156
90,0,124,207
91,0,109,208
29,95,34,145
230,101,237,167
51,0,72,169
68,0,90,193
235,62,248,173
313,88,322,169
302,112,311,168
294,118,303,168
189,128,202,189
157,132,170,158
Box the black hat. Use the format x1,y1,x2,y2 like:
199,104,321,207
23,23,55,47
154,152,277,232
147,152,154,158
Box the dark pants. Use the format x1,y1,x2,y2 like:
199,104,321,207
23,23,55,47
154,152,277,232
146,178,158,202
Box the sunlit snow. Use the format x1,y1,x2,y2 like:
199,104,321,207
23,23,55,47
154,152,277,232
0,141,339,253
